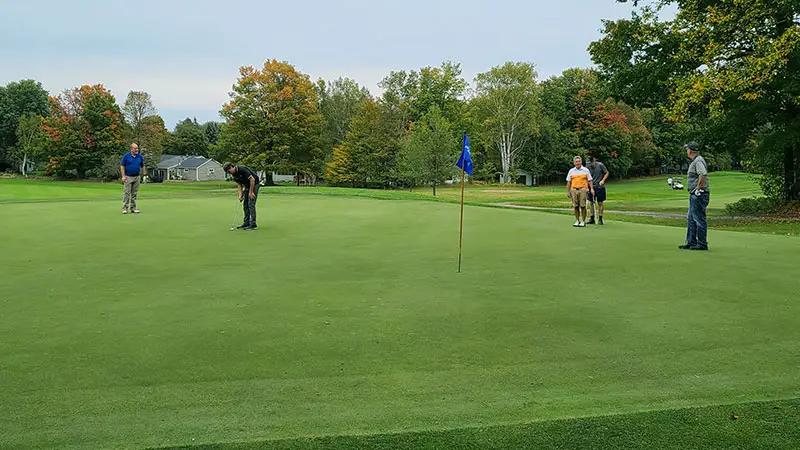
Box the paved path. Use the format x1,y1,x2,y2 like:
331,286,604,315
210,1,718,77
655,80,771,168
491,203,686,219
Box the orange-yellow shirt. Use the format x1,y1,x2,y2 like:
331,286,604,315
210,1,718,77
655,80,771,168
566,167,593,189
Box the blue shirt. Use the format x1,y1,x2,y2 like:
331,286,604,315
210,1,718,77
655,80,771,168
120,152,144,176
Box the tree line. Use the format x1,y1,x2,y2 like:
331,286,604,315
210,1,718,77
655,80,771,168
0,82,223,180
3,0,799,203
214,59,725,193
0,62,749,192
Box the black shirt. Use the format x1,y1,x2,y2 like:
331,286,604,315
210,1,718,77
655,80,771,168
232,165,259,187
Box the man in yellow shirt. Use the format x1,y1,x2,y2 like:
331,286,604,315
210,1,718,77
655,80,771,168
566,156,595,227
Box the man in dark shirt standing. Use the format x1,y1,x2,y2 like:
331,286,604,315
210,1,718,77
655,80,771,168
587,156,609,225
224,163,260,230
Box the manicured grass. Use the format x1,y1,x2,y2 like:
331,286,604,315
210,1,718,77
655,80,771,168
1,188,799,449
158,398,800,449
0,178,232,203
459,171,762,215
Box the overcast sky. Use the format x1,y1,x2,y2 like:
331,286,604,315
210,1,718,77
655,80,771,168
1,0,640,129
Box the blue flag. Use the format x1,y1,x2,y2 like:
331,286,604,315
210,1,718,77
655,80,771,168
456,135,473,175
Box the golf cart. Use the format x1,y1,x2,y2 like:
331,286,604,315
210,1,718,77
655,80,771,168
668,177,684,190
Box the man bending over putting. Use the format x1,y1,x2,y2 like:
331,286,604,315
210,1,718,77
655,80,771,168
224,163,260,230
566,156,595,227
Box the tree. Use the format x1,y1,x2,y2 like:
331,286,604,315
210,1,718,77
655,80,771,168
41,85,125,178
165,118,209,157
326,98,402,187
221,60,326,184
472,62,541,183
398,107,459,195
316,77,371,145
202,121,222,145
577,99,656,177
11,113,45,176
138,115,168,168
0,80,49,170
591,1,800,200
122,91,156,142
380,61,468,128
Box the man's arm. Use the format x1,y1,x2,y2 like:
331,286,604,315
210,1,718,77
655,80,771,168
697,175,706,191
696,160,708,191
141,158,147,177
237,184,244,201
588,172,595,195
566,180,572,197
120,165,127,182
600,166,609,186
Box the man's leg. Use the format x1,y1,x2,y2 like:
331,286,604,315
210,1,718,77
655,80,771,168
693,193,709,248
249,185,259,227
588,191,596,224
122,178,132,211
242,188,252,226
581,207,587,223
685,195,697,246
130,177,140,211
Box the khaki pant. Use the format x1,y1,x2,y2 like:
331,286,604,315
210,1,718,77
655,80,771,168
123,176,141,210
571,188,588,208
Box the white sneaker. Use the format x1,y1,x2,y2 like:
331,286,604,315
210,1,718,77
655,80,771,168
132,209,141,214
573,221,580,227
122,210,128,214
579,222,586,227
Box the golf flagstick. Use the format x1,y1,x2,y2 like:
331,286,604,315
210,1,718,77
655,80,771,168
456,135,473,273
457,164,466,273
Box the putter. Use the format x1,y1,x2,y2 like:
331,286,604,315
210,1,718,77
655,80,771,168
229,199,242,231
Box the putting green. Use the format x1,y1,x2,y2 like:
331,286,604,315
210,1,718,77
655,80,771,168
1,194,798,449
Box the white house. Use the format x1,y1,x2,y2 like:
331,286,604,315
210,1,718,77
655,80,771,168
155,155,225,181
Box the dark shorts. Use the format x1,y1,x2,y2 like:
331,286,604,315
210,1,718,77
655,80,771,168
588,187,606,203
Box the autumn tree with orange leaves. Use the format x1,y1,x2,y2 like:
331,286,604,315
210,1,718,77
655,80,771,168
220,60,326,184
41,85,125,178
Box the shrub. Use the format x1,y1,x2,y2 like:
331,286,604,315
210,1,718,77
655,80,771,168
725,197,782,216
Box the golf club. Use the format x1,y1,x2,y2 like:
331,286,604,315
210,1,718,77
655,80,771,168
229,198,242,231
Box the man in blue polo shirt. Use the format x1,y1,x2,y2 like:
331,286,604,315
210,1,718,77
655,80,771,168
120,143,146,214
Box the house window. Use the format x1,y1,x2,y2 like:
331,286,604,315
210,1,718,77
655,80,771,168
184,168,189,173
208,168,215,175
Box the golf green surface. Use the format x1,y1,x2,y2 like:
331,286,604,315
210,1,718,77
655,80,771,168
1,180,798,449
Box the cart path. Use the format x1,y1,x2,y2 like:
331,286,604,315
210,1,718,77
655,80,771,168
490,203,741,220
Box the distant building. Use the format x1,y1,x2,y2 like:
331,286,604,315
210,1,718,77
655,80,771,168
154,155,225,181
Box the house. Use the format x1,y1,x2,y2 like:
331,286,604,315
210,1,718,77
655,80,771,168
154,155,225,181
497,170,534,186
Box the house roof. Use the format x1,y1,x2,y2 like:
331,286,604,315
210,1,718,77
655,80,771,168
177,156,214,169
157,155,187,169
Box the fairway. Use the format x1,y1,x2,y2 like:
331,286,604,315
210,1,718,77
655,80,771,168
1,186,799,449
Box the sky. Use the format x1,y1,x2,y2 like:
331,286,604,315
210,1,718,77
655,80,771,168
1,0,641,129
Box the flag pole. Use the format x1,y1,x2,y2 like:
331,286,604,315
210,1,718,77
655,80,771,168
457,164,466,273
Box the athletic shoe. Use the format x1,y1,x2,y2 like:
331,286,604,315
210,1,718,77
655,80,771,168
573,221,581,227
122,210,128,214
132,209,141,214
578,222,586,227
678,244,693,250
236,224,249,229
599,217,604,225
689,245,709,251
244,225,258,231
587,218,596,225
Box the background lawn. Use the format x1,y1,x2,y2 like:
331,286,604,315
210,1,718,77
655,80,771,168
1,180,798,449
